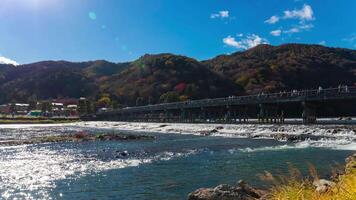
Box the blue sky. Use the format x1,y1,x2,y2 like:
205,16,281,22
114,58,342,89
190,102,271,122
0,0,355,65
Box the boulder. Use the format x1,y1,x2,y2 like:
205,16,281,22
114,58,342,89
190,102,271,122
271,133,330,142
200,129,219,136
345,153,356,164
312,179,336,193
345,153,356,174
187,180,266,200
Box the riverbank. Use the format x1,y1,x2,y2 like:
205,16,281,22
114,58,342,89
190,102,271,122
0,118,80,124
188,153,356,200
0,132,154,146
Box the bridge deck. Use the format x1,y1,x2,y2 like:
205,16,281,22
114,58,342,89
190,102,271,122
102,86,356,115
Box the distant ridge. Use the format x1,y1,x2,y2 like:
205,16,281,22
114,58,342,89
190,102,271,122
0,43,355,105
204,43,356,94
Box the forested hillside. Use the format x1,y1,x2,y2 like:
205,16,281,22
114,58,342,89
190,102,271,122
0,44,355,106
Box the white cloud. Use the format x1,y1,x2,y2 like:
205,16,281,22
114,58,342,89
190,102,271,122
220,11,229,18
319,41,326,45
342,34,356,48
284,23,313,34
343,34,356,43
265,15,279,24
283,4,314,21
298,23,314,29
270,29,282,36
223,36,242,48
0,56,18,66
223,34,269,50
211,10,229,19
265,4,314,24
284,27,300,33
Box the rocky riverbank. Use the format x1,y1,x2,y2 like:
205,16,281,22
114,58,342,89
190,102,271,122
188,153,356,200
0,132,155,146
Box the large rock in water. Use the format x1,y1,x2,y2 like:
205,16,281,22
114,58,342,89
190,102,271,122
187,180,266,200
271,133,331,142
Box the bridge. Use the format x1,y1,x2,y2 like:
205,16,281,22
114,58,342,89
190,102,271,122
91,86,356,124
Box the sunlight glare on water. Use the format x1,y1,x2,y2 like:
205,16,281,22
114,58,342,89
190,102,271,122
0,123,354,199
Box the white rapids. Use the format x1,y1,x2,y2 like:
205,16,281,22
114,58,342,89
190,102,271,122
74,121,356,150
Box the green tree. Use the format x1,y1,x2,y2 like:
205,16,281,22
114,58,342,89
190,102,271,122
184,84,198,98
179,95,189,102
85,100,94,114
40,101,52,113
9,103,16,114
136,97,144,106
148,96,154,105
111,100,120,109
78,98,87,115
27,94,38,111
159,91,180,103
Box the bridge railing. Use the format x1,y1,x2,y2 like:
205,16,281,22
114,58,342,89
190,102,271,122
102,86,356,115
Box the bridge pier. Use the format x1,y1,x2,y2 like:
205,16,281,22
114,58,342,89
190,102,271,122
258,104,265,123
199,107,206,123
258,104,283,124
224,106,232,123
302,101,316,124
164,110,172,122
238,107,248,123
280,110,285,124
187,109,193,123
180,109,185,122
149,111,154,122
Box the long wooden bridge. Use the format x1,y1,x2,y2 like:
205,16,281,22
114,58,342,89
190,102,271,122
91,86,356,124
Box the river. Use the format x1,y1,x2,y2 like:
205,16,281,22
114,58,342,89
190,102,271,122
0,122,354,199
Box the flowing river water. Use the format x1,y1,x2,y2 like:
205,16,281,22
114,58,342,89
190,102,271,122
0,122,355,199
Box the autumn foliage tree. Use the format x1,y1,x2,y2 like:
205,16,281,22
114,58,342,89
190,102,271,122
159,91,180,103
96,94,111,108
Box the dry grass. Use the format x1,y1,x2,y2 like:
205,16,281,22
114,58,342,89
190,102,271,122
260,160,356,200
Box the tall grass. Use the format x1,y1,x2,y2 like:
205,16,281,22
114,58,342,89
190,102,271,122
260,160,356,200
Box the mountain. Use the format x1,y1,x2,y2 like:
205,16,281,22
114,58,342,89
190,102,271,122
0,60,128,103
83,60,130,78
204,44,356,94
0,43,355,105
102,54,239,105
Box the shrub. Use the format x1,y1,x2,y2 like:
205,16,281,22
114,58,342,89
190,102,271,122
261,162,356,200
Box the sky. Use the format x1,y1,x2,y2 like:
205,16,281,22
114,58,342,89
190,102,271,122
0,0,355,65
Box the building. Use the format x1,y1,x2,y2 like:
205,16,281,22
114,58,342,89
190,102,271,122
0,98,80,117
64,104,78,116
1,103,29,115
51,102,64,116
27,110,42,117
0,104,10,115
14,103,29,115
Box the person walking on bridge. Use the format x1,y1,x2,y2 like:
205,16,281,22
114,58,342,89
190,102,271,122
317,86,322,94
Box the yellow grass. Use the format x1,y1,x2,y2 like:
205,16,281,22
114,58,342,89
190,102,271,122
267,160,356,200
